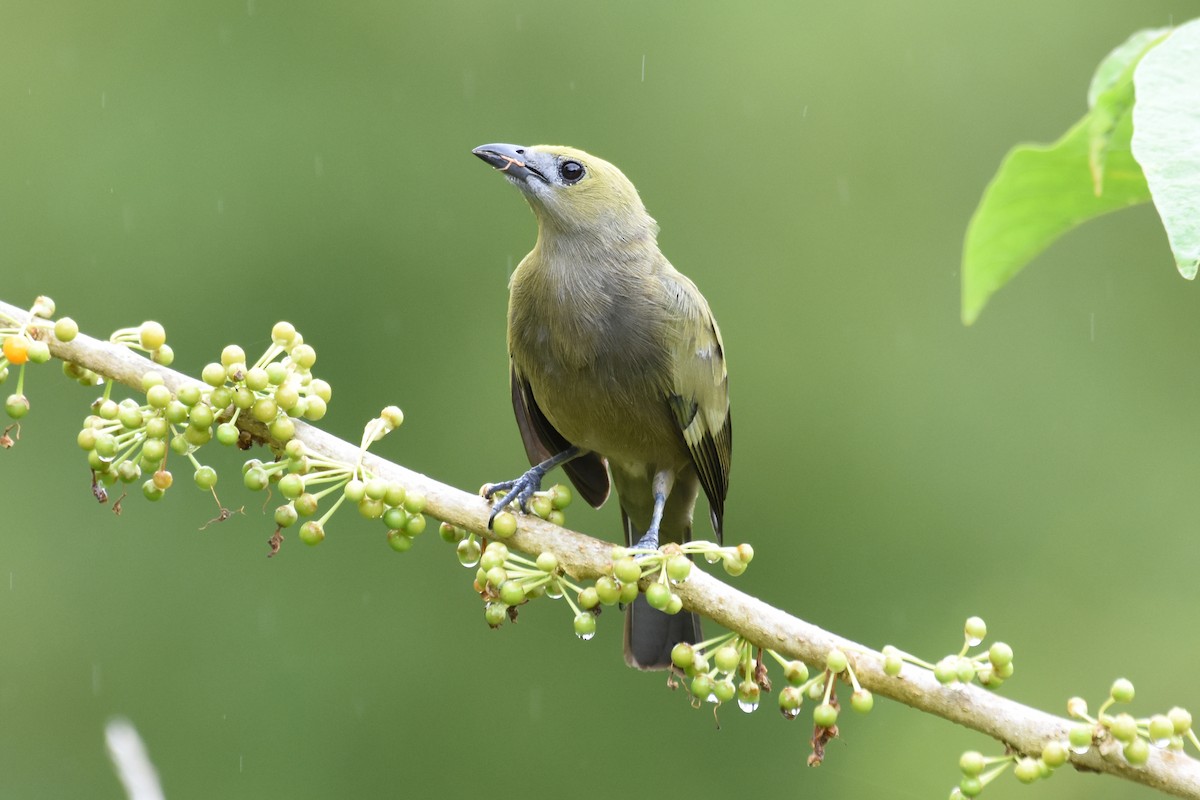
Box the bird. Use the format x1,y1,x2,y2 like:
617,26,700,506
472,143,731,670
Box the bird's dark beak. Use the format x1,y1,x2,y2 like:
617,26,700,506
472,143,547,183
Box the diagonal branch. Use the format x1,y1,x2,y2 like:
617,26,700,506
3,297,1199,798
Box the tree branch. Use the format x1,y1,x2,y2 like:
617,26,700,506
3,297,1199,798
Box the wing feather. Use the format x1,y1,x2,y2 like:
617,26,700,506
511,364,610,508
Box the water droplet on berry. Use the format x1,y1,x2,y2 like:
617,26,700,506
738,698,759,713
575,630,595,641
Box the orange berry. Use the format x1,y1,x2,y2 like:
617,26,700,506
3,335,29,365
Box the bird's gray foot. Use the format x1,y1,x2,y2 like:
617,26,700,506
632,527,661,550
482,465,546,528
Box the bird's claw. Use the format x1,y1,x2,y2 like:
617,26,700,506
631,528,661,552
482,466,545,528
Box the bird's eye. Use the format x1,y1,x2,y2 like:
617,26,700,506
559,160,585,184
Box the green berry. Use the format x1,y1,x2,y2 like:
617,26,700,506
784,660,809,686
690,674,714,700
613,557,642,585
1068,723,1093,752
577,586,600,610
536,552,559,573
1124,737,1150,766
498,580,526,606
825,648,847,674
1109,713,1138,743
382,506,407,530
988,642,1013,668
956,658,976,684
530,495,552,519
480,542,509,570
573,612,596,639
934,657,958,684
964,616,987,644
358,497,384,519
484,602,507,628
243,467,269,491
299,521,324,545
1110,678,1135,704
139,321,166,350
645,582,672,610
382,482,406,507
958,777,982,798
233,388,254,409
402,491,426,514
268,416,295,441
360,478,385,501
546,510,566,526
959,751,985,777
737,679,760,710
813,702,838,728
779,686,803,716
146,384,172,409
193,466,217,490
152,344,174,366
116,461,141,483
176,385,201,407
291,344,317,370
671,643,695,670
550,484,572,509
386,530,414,552
492,511,517,538
1168,707,1193,735
1013,757,1040,784
188,403,215,429
201,362,226,387
218,344,244,367
712,678,736,704
594,576,620,605
1041,740,1068,768
216,422,239,446
404,514,426,536
5,393,31,419
141,479,165,501
884,653,903,677
26,340,50,364
722,555,747,576
666,554,692,582
272,321,296,346
279,474,304,499
303,396,327,421
293,493,318,516
850,689,873,714
54,317,78,342
274,504,298,528
713,645,740,673
252,397,278,423
618,581,639,604
1149,714,1174,744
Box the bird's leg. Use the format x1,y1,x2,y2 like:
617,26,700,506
633,469,675,550
483,445,584,528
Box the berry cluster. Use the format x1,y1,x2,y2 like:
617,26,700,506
246,408,427,555
73,320,333,509
1,296,80,430
952,676,1198,797
882,616,1014,689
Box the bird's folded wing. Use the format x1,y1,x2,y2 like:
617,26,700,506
665,279,732,541
511,364,610,508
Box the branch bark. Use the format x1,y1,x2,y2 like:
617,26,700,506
3,297,1199,798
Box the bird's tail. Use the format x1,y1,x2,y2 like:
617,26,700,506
624,594,703,670
620,509,702,670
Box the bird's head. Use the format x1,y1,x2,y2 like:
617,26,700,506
472,143,655,241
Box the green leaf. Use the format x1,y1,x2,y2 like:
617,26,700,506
1087,29,1169,194
961,112,1150,325
1131,19,1200,280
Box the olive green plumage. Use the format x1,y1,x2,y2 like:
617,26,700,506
473,143,731,669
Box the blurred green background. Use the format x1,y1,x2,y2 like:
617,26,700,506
2,2,1197,798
